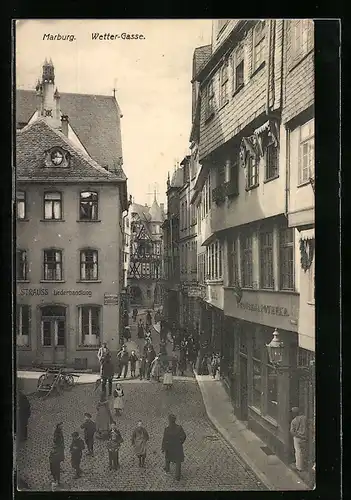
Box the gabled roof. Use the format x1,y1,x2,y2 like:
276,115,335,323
193,45,212,79
16,89,123,171
130,203,151,222
16,118,126,182
149,198,163,222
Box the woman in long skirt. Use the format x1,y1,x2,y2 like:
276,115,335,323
150,356,161,382
113,383,125,416
96,394,113,439
131,421,149,468
53,422,65,470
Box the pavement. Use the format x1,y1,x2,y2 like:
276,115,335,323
194,374,309,491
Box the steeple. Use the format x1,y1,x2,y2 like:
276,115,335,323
37,58,61,130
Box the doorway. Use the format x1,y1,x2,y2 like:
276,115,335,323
40,306,66,365
240,354,248,421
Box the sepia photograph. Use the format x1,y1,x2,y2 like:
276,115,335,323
15,18,315,492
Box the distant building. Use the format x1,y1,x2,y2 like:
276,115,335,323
16,59,128,370
127,196,165,309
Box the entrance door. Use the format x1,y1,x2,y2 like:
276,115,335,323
240,355,248,421
41,306,66,365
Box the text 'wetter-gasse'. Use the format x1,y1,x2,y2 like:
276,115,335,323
91,33,146,40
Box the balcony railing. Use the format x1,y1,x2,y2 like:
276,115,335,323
224,178,239,197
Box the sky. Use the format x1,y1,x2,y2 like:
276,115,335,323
15,19,213,207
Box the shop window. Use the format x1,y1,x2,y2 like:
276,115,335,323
43,249,63,281
267,366,278,419
252,359,262,410
16,190,26,219
16,250,28,281
16,304,30,347
80,249,98,281
78,306,101,346
44,192,62,220
80,191,99,221
279,227,295,290
259,230,274,289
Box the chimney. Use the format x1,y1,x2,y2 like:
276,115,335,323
61,115,69,137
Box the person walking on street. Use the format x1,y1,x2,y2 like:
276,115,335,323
96,394,113,440
132,307,138,322
145,345,156,380
146,310,152,327
69,431,85,479
163,365,173,390
17,390,31,443
290,407,307,472
211,353,220,379
107,425,123,470
123,309,129,328
179,345,187,376
129,350,138,378
150,355,161,382
161,414,186,481
101,350,115,397
53,422,65,471
113,383,125,417
49,446,61,488
139,355,146,380
80,413,96,456
117,345,129,379
97,342,110,376
137,319,145,339
131,420,149,468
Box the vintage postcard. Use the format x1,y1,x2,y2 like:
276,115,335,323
15,19,315,492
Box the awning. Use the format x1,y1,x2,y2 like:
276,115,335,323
300,228,315,241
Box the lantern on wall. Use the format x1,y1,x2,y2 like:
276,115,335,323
266,328,284,367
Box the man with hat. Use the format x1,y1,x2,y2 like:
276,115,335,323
161,414,186,481
290,407,307,472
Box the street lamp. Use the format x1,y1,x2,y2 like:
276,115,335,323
266,328,284,367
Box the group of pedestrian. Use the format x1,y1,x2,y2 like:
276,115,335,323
49,413,186,487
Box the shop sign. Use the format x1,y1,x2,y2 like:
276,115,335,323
104,293,119,305
18,287,92,297
224,288,299,331
188,286,206,298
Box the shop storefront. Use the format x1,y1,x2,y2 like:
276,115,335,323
224,287,300,462
16,283,120,370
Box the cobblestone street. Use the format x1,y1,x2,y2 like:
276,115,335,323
17,313,265,492
17,379,265,491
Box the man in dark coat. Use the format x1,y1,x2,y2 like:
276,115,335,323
146,310,152,326
117,345,129,379
161,414,186,481
101,351,115,396
17,390,31,442
69,431,85,479
145,345,156,380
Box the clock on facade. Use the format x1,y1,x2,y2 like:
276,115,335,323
50,149,64,166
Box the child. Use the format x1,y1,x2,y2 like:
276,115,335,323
69,431,85,479
49,446,61,488
80,413,96,456
129,350,138,378
107,426,123,470
163,365,173,390
113,383,124,417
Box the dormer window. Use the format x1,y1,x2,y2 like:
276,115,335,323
44,147,69,168
51,149,63,165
